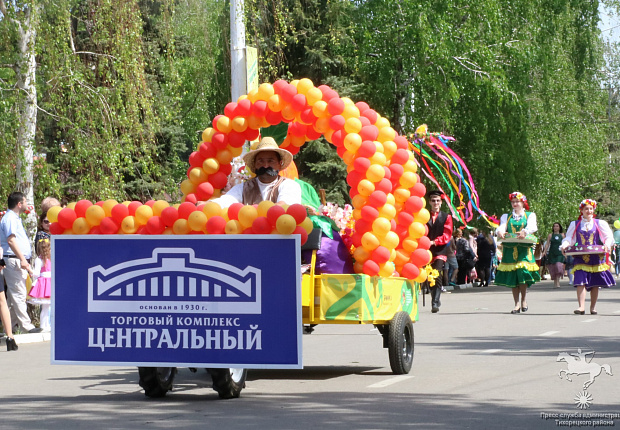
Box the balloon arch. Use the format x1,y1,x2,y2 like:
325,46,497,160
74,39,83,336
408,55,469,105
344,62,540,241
47,79,432,283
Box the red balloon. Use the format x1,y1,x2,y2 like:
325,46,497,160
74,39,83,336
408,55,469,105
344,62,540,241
146,216,165,235
394,136,409,150
318,85,337,101
359,116,371,127
327,98,345,115
397,211,414,226
273,79,288,94
291,94,307,111
392,149,410,165
57,208,77,230
354,218,371,233
404,196,424,213
236,98,252,116
252,100,268,117
361,109,378,124
331,130,345,147
375,178,392,194
371,246,391,264
219,163,233,176
361,205,379,222
128,201,142,216
363,259,380,276
300,108,317,125
389,164,404,182
212,133,229,150
329,115,345,131
195,182,214,201
293,226,308,245
395,224,408,240
209,172,228,189
189,151,206,168
351,232,362,247
288,146,300,155
74,200,93,218
265,110,282,126
49,222,65,235
368,191,388,208
145,200,155,208
346,171,364,188
336,144,346,157
160,206,179,227
244,128,260,141
206,216,227,234
100,217,119,234
357,140,376,158
228,132,246,148
286,204,307,224
359,125,379,141
410,248,431,266
224,102,237,118
199,141,217,158
251,216,272,235
401,263,420,280
353,157,371,173
95,201,104,207
184,193,198,204
111,203,129,224
305,127,321,140
280,84,298,103
289,122,307,137
178,202,197,219
417,236,431,250
266,205,286,226
411,182,427,198
383,166,391,179
228,202,244,221
355,101,370,114
89,226,101,235
212,114,223,129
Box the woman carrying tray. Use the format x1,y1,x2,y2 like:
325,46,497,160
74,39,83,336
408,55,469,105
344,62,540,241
495,192,540,313
560,199,615,315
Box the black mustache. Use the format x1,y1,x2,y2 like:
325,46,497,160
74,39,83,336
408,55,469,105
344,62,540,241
255,166,279,176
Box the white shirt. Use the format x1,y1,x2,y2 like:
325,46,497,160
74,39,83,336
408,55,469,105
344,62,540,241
212,177,302,208
561,218,613,249
0,209,31,259
496,211,538,236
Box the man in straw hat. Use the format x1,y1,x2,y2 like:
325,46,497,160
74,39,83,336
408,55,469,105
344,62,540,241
213,137,301,207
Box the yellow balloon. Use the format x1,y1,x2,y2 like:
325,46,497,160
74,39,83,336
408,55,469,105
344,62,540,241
188,211,207,232
312,100,329,118
399,171,417,188
85,205,105,226
342,104,361,120
216,149,234,165
366,164,385,182
202,127,216,142
361,231,380,251
353,246,371,263
72,217,90,235
231,117,248,132
386,193,396,206
257,83,275,100
102,200,118,217
343,133,362,152
344,117,363,134
414,270,427,283
394,188,411,203
379,203,397,220
189,167,208,185
296,78,314,95
403,160,418,173
247,88,260,103
300,217,314,234
414,208,431,224
180,179,196,195
408,222,426,239
238,205,259,229
369,152,387,166
268,94,285,112
358,179,375,197
152,200,169,216
172,218,190,235
121,216,138,234
216,116,232,133
202,201,222,218
377,126,396,142
47,206,62,223
380,231,400,249
372,217,392,237
275,214,297,235
383,140,397,159
352,194,368,209
257,200,275,217
225,219,242,235
67,202,76,210
306,87,323,105
135,205,153,225
203,158,220,175
379,261,395,277
614,220,620,229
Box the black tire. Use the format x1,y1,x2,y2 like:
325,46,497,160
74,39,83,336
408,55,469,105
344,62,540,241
138,367,177,398
388,311,414,374
208,368,248,399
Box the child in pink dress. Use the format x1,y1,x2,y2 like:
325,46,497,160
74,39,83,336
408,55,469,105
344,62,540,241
28,238,51,331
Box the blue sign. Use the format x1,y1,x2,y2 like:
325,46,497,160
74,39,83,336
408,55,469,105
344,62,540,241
51,235,302,369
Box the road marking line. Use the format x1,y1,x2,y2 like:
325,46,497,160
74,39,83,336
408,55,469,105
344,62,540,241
582,319,597,323
539,331,560,336
367,375,413,388
480,349,502,354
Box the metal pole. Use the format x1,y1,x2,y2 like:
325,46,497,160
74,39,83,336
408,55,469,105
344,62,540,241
230,0,246,103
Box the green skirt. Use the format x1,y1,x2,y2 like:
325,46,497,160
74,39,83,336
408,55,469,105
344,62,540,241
495,243,540,288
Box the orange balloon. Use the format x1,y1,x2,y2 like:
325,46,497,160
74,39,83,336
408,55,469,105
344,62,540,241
361,231,380,251
408,222,426,239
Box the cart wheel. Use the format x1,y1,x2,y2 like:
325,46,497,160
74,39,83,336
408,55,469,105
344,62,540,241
208,368,247,399
138,367,177,398
388,311,414,374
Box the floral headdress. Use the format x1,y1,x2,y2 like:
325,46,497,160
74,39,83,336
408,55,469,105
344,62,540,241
508,191,529,210
579,199,597,210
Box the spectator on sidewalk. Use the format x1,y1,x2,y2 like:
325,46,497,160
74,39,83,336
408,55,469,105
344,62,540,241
425,190,453,313
0,192,42,334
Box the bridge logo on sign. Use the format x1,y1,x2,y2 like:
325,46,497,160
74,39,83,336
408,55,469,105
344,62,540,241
87,248,261,314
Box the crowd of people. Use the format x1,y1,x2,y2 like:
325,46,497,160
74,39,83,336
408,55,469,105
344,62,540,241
425,191,619,315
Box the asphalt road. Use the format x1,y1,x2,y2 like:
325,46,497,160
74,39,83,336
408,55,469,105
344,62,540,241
2,279,620,430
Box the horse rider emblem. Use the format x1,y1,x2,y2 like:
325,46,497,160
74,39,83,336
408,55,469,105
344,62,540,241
557,349,613,390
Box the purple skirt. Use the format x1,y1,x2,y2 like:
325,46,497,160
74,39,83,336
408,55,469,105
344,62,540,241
573,269,615,291
547,262,564,280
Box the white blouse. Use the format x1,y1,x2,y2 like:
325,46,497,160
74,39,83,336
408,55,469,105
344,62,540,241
561,218,613,249
496,211,538,236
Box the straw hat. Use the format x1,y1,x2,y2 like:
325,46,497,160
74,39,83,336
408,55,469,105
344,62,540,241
242,137,293,173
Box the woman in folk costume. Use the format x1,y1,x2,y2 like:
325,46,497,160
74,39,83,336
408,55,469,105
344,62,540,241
495,192,540,313
560,199,615,315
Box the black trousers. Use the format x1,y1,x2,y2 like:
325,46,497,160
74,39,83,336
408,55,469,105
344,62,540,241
429,259,445,308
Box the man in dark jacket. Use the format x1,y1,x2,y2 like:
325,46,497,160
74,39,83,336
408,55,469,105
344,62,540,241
426,190,453,313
